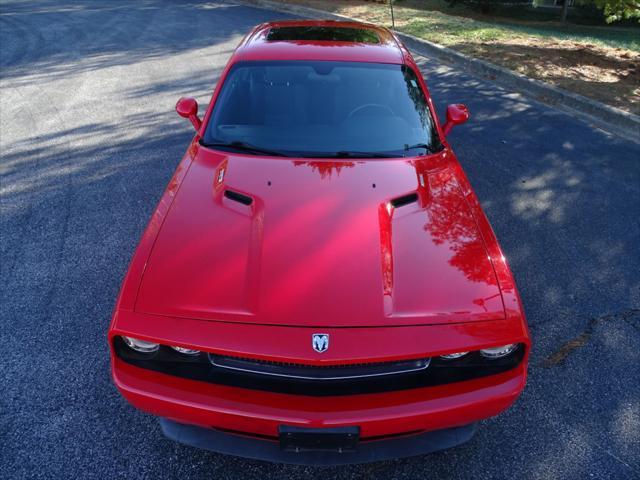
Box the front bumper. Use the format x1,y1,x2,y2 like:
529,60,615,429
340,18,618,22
113,357,526,441
160,418,477,465
110,311,529,463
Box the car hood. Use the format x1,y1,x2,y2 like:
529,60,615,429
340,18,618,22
135,148,505,327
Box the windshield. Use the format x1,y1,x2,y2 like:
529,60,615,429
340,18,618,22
202,61,441,158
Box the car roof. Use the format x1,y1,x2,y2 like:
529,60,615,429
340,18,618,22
232,20,405,65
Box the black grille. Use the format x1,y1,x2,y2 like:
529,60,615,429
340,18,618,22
210,355,430,380
113,337,525,396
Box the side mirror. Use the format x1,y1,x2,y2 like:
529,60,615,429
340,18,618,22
442,104,469,136
176,97,202,131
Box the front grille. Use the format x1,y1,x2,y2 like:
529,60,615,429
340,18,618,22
113,337,526,396
209,355,430,380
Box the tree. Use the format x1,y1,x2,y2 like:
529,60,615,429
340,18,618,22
580,0,640,23
389,0,395,28
447,0,639,23
561,0,570,23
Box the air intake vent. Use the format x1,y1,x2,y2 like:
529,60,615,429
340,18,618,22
390,193,418,208
224,189,253,206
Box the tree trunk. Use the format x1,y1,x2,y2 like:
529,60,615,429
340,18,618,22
561,0,570,24
389,0,395,28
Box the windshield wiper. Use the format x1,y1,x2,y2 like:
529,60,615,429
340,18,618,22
200,140,290,157
404,143,435,154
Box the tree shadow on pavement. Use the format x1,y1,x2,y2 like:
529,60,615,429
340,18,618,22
1,0,253,83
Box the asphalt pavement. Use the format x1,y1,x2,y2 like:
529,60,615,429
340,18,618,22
1,1,639,479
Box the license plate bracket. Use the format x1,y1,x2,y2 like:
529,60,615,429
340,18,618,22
279,425,360,452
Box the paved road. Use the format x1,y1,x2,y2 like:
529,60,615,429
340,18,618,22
1,1,639,479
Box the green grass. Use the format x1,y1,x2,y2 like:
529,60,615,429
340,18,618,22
395,0,640,51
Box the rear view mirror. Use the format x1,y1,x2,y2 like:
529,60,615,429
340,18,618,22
176,97,202,131
443,104,469,136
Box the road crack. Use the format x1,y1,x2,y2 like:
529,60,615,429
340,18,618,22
541,308,640,367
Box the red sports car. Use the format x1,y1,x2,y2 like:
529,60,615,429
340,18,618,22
109,20,530,465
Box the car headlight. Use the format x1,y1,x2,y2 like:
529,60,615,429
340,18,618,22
480,344,518,359
121,336,159,353
440,351,469,360
171,345,201,356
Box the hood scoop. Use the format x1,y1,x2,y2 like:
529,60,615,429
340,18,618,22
224,189,253,206
390,192,418,208
135,153,505,327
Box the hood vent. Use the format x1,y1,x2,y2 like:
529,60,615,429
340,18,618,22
390,192,418,208
224,189,253,206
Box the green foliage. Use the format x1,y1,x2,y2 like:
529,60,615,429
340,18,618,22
579,0,640,23
443,0,639,23
445,0,499,15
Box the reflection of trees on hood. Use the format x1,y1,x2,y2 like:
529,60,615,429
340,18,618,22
424,177,497,286
293,161,356,179
402,66,436,145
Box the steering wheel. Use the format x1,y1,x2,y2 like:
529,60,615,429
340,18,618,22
347,103,395,119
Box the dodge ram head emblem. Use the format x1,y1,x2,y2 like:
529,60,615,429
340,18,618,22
312,333,329,353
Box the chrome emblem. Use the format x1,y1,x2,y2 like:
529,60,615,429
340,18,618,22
312,333,329,353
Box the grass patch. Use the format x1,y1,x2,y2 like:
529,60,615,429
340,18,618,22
396,0,640,52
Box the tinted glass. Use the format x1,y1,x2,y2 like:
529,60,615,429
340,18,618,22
203,61,441,158
267,26,380,44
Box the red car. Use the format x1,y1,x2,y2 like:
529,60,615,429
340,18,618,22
109,20,530,465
